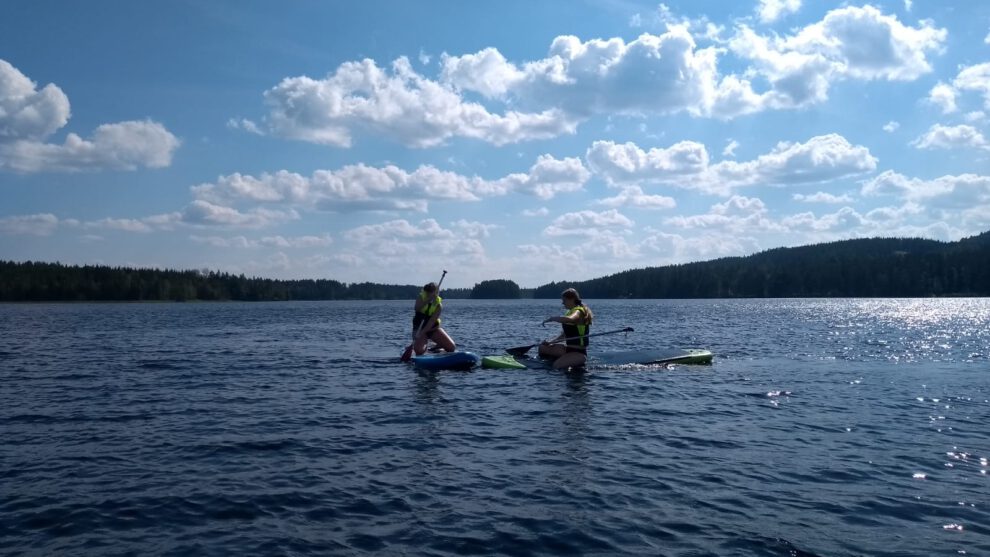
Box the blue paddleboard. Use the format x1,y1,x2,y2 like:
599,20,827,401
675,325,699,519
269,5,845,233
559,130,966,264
410,351,480,370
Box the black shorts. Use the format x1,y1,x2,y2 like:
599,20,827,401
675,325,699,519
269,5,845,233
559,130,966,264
413,326,440,339
413,315,439,338
565,345,587,354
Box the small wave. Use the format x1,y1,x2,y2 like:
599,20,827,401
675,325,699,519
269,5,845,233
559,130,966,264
135,359,192,370
665,435,743,450
5,413,62,424
4,412,152,424
183,438,311,458
721,535,827,557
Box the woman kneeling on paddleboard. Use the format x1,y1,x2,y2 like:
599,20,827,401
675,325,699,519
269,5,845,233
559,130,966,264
412,282,456,355
539,288,593,369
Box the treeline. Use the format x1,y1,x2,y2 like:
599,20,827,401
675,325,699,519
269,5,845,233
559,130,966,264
3,231,989,302
0,261,469,302
534,232,990,298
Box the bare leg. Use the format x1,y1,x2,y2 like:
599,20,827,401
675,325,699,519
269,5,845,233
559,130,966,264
413,334,429,355
538,343,565,360
552,351,586,370
431,328,456,352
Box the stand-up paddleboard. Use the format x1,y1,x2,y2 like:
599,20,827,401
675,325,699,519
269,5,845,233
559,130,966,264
410,351,480,370
481,354,527,369
595,349,713,366
496,355,585,372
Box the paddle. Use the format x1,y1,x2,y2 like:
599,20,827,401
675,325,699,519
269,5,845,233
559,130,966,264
505,326,634,356
400,270,447,362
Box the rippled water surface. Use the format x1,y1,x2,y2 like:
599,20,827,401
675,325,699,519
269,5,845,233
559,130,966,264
2,299,989,556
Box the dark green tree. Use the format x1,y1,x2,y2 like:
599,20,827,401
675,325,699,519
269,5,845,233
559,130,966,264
470,279,521,299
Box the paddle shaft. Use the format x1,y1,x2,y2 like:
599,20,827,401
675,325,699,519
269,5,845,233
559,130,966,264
400,270,447,361
507,326,633,356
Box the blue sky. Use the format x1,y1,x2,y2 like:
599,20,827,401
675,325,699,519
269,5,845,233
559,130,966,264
2,0,989,288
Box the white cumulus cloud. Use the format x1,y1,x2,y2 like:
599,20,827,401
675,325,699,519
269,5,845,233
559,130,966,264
442,29,723,119
862,171,990,213
522,207,549,217
1,120,180,173
712,134,877,188
178,200,299,228
263,57,577,148
927,82,958,114
783,6,945,81
544,209,635,237
781,206,865,232
792,191,854,203
190,234,332,249
253,6,944,147
722,139,739,157
0,213,59,236
757,0,801,23
911,124,989,151
953,63,990,109
594,185,677,210
82,217,154,233
587,134,876,195
728,6,945,112
664,195,782,232
0,59,179,173
493,155,590,200
586,139,710,186
0,60,69,141
192,154,590,213
342,218,487,265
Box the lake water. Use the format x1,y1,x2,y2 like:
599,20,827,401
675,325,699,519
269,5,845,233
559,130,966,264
2,298,989,556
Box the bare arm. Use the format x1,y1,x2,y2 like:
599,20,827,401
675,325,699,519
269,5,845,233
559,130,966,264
543,314,581,325
541,315,570,344
542,308,584,326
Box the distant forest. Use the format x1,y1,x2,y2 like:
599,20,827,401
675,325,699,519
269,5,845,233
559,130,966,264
0,262,468,302
535,231,990,298
2,231,988,301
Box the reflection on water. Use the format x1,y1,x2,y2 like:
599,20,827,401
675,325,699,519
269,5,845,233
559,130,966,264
413,369,443,407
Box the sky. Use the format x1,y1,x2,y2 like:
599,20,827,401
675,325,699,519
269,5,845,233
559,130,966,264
2,0,990,288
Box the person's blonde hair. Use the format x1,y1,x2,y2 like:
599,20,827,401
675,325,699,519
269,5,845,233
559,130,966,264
561,288,593,324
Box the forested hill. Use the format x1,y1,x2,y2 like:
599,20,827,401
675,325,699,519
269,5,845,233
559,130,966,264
533,231,990,298
0,261,470,302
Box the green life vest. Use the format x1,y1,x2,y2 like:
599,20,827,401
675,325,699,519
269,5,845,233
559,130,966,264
562,305,589,347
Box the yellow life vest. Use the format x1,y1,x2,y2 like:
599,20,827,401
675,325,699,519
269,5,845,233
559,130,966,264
562,305,590,346
417,291,442,324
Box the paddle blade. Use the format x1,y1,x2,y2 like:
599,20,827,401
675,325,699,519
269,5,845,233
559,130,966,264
505,344,535,357
399,344,414,362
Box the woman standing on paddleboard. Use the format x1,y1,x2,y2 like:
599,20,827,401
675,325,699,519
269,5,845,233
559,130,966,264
412,281,456,356
539,288,593,369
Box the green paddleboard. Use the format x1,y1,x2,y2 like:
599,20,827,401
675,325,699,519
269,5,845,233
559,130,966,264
481,355,527,369
595,348,714,366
